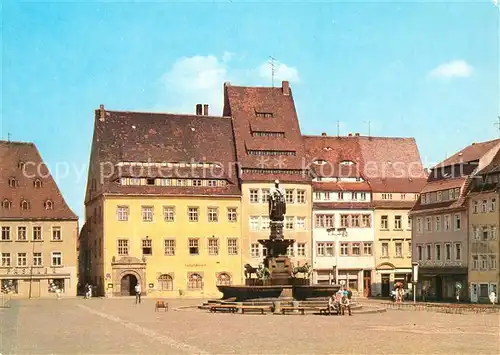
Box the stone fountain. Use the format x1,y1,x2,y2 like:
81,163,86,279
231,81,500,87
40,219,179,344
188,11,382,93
217,180,340,302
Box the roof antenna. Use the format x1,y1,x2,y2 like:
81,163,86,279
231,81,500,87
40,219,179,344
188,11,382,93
495,116,500,137
337,120,340,137
363,120,371,137
269,56,276,88
7,133,11,142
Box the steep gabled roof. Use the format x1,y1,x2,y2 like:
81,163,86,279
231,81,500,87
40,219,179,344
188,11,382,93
0,141,78,220
434,139,500,169
303,135,426,193
85,107,240,201
223,81,310,183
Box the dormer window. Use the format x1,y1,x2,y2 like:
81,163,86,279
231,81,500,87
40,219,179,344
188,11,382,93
45,200,53,210
34,179,43,189
18,161,25,170
255,112,273,118
340,160,354,166
21,200,30,210
2,199,12,210
8,178,17,188
313,159,327,165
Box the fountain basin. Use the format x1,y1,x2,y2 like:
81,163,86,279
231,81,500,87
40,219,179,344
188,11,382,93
218,284,341,302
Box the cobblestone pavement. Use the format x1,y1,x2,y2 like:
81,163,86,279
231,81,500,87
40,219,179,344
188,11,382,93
1,298,499,354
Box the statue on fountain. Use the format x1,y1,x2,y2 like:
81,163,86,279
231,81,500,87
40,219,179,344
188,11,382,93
269,180,286,222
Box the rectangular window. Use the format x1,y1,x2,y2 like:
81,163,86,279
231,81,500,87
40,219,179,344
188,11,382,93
33,252,43,266
261,189,270,203
285,216,294,230
17,252,27,267
416,218,422,233
142,239,152,256
296,190,306,204
360,192,367,200
324,192,331,200
297,243,306,256
33,226,42,241
363,242,373,256
381,216,388,229
192,179,202,186
408,242,412,257
338,192,344,200
417,245,423,261
1,227,11,241
435,244,441,261
394,216,402,229
285,189,294,203
208,207,219,222
480,255,488,270
381,242,389,257
407,216,412,230
249,189,259,203
445,243,451,260
208,238,219,256
351,215,361,227
141,206,153,222
341,215,349,228
317,242,325,257
164,239,176,256
491,198,496,212
472,255,479,270
117,206,129,221
395,242,402,257
436,191,442,202
52,226,62,241
227,208,237,222
435,216,441,232
454,214,461,230
454,243,462,260
251,243,260,258
426,244,432,260
51,252,62,267
1,253,11,267
351,243,361,256
490,255,497,270
481,200,487,213
473,201,479,214
250,216,259,231
362,215,371,228
444,215,451,231
425,217,432,232
296,217,306,230
287,244,295,257
17,226,27,241
227,238,238,255
261,217,270,230
163,206,175,222
188,207,199,222
340,243,349,256
188,239,199,255
117,239,129,256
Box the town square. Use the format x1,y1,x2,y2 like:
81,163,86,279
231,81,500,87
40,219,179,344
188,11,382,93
1,1,500,354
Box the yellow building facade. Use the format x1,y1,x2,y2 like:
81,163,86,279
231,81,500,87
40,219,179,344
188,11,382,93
241,183,312,267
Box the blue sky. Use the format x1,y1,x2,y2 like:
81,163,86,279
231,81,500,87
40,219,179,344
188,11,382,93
1,1,499,223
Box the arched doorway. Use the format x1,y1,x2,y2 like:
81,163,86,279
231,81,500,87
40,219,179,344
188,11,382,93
120,274,138,296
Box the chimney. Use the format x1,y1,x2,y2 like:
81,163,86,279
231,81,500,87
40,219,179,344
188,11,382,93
203,104,209,116
282,81,290,96
321,132,327,136
99,104,105,122
348,133,353,137
355,133,360,136
195,104,202,115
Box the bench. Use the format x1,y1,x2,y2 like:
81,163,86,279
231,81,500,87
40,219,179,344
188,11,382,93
280,306,307,315
209,304,238,313
155,300,169,312
240,305,270,315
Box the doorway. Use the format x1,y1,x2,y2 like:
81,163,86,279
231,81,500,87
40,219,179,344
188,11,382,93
381,275,390,297
435,276,443,301
363,270,372,297
120,274,138,296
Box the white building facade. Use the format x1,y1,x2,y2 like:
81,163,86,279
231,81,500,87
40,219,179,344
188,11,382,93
312,178,375,296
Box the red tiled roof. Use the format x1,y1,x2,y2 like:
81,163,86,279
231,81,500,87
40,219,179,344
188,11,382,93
224,82,310,183
410,177,470,214
0,141,78,220
420,177,466,194
478,145,500,175
85,109,241,202
369,178,427,193
304,135,426,192
372,200,417,209
434,139,500,168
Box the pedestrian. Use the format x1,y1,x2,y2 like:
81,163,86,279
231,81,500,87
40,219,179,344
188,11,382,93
135,283,142,304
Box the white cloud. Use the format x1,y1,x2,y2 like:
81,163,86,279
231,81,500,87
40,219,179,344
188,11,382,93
222,51,235,63
428,60,473,79
258,60,300,83
160,55,229,115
